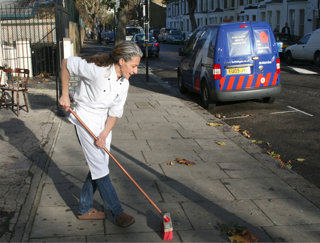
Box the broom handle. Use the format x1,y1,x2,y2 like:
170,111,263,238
68,108,164,216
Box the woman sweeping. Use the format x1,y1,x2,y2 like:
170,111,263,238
59,41,143,227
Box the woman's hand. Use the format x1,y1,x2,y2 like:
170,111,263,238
95,133,107,149
59,94,70,111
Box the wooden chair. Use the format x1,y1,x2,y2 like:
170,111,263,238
0,66,6,109
1,68,30,116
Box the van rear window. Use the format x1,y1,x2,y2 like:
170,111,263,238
253,29,272,54
227,31,251,57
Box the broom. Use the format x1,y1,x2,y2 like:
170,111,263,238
68,108,173,241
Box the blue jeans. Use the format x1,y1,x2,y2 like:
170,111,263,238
78,172,123,219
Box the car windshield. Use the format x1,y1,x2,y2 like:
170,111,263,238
170,30,182,35
136,34,154,41
126,27,143,36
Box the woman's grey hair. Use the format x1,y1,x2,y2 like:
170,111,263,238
85,41,143,67
112,41,143,62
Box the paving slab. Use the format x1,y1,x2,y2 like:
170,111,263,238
218,161,278,179
222,177,304,199
87,231,181,242
38,182,103,208
159,160,228,181
253,198,320,225
29,236,86,242
182,200,274,229
262,224,320,242
157,178,235,202
30,206,104,238
178,229,228,242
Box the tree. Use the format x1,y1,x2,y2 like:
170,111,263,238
162,0,197,31
75,0,141,43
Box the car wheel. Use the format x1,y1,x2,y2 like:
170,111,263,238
285,51,294,64
314,51,320,66
262,97,275,103
201,82,215,111
177,71,188,94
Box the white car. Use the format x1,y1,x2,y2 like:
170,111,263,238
284,28,320,66
126,26,144,41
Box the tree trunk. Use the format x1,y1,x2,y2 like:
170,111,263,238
115,5,129,43
187,0,197,31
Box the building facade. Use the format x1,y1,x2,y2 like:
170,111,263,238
166,0,320,38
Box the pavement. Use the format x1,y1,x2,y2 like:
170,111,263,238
1,41,320,242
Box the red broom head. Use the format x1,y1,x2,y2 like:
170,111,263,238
162,213,173,241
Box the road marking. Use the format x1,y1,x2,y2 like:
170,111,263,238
287,105,314,117
271,106,314,117
287,66,318,75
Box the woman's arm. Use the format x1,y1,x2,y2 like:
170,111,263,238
95,116,118,149
59,59,71,111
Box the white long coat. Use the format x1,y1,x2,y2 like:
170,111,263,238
67,57,129,180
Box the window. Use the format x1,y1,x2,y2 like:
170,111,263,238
227,31,251,56
299,9,304,37
267,11,272,25
261,12,265,21
276,11,280,32
299,33,311,44
253,29,272,54
289,9,295,35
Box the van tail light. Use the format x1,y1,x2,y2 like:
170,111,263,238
239,24,248,28
213,64,221,79
276,58,280,73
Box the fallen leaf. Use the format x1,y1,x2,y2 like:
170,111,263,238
241,114,253,117
242,130,251,138
296,158,305,162
164,161,175,166
216,141,226,146
251,140,263,144
232,125,241,131
175,158,196,166
215,113,222,119
207,122,223,127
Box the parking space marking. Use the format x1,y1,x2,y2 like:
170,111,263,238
287,105,314,117
288,66,318,75
271,106,314,117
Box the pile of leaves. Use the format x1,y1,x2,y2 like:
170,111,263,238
215,222,259,243
163,158,196,166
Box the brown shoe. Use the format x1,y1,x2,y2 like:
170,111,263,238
116,212,135,227
77,208,105,220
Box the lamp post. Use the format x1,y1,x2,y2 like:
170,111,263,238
143,0,149,82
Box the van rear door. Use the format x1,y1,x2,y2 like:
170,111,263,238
217,23,279,91
252,25,280,88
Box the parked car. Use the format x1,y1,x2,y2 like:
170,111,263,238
126,26,144,41
133,33,160,57
158,27,171,42
166,29,184,44
150,29,160,40
274,32,296,56
284,28,320,66
177,22,281,110
101,31,115,44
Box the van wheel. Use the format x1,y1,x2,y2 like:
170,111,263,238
262,97,275,103
285,51,294,64
178,71,188,94
314,52,320,66
201,82,215,112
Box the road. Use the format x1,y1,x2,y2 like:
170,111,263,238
141,43,320,188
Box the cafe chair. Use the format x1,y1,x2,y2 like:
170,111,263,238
1,68,30,116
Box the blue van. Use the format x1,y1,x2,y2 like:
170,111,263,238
178,22,281,110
